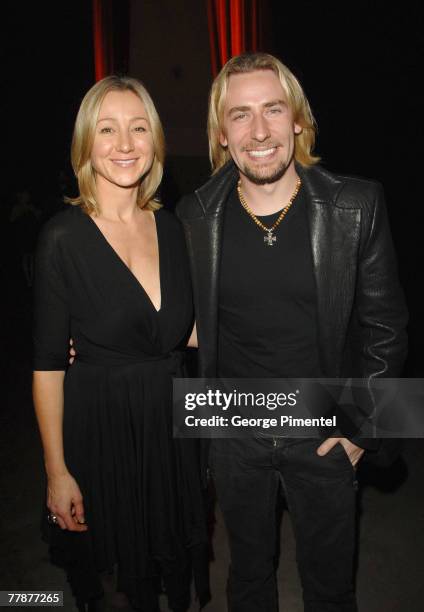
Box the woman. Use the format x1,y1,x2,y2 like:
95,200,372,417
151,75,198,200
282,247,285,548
33,76,208,612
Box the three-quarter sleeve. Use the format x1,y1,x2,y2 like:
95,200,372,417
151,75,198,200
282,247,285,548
33,221,70,370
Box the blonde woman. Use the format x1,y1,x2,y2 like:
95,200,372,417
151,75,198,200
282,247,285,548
33,76,208,612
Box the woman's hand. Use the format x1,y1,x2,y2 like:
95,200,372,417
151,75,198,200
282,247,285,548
47,472,88,532
33,371,86,531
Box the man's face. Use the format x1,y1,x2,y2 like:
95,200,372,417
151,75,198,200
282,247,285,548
220,70,301,185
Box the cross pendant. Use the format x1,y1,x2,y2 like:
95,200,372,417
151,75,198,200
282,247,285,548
264,232,276,246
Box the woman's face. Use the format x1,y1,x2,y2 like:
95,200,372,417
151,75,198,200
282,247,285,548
91,89,155,191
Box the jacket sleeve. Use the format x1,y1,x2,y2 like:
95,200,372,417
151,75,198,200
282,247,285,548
350,183,408,451
355,182,408,377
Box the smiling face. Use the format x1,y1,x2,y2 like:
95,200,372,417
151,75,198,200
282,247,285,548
91,89,155,192
219,70,301,185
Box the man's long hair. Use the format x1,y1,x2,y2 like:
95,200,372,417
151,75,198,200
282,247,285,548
208,52,320,173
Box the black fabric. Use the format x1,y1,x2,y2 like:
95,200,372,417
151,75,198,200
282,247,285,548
177,161,408,462
218,185,322,378
210,437,358,612
34,206,210,610
177,161,408,382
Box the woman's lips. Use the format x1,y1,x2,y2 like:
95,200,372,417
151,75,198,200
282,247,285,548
111,158,138,167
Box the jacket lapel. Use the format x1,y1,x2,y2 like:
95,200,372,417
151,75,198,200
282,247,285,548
192,163,238,376
298,164,361,375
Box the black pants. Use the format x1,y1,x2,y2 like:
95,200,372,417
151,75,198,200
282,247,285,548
209,437,358,612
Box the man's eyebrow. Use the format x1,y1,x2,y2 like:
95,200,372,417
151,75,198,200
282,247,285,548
227,100,287,115
263,99,287,108
228,105,251,115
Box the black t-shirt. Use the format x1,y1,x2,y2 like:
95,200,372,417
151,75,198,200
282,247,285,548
217,185,322,378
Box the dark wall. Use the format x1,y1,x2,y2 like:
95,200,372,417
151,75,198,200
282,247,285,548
4,2,94,205
267,3,422,181
4,1,422,372
129,0,212,158
266,1,423,374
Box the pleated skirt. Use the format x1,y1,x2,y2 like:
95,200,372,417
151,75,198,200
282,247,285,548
42,359,210,610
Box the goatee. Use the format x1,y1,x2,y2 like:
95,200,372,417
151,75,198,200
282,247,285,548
241,160,288,185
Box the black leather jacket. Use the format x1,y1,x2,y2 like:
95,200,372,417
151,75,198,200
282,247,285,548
177,161,408,456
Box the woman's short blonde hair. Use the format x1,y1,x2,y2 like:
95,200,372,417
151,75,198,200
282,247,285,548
208,52,320,172
67,75,165,215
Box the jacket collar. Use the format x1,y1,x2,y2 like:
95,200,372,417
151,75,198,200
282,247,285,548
195,161,238,216
195,159,345,215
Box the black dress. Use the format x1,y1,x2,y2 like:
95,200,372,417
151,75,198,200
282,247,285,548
33,206,209,610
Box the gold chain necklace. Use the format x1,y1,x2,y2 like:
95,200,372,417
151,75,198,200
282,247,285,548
237,178,302,246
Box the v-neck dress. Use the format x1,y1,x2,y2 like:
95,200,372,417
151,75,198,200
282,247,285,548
33,205,209,610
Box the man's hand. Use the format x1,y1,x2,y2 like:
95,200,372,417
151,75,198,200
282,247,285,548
317,437,365,468
69,338,76,365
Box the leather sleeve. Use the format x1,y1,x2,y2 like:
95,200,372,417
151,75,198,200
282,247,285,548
354,182,408,377
347,182,408,451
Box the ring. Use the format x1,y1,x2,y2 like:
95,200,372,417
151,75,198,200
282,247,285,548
47,513,58,525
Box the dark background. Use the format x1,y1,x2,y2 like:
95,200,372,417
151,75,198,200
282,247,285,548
2,0,423,374
268,1,424,374
1,3,423,608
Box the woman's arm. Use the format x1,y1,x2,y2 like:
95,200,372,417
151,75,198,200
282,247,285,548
187,322,198,348
33,370,87,532
33,219,87,531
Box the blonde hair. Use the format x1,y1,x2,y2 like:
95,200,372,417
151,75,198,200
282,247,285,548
66,75,165,214
208,52,320,172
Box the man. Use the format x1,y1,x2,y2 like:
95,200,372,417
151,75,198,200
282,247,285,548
177,53,407,612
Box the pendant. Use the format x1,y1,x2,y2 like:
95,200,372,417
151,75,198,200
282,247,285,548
264,232,276,246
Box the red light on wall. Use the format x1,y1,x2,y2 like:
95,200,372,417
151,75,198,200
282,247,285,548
93,0,106,81
216,0,229,67
207,0,259,76
230,0,245,56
